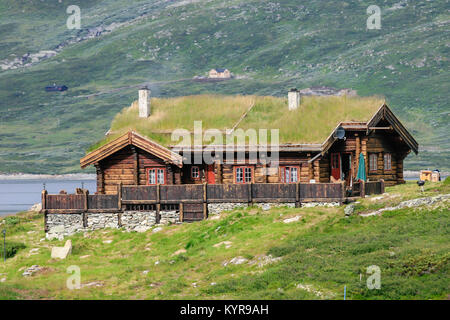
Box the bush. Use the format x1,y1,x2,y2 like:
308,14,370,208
444,176,450,185
1,242,26,259
3,216,19,226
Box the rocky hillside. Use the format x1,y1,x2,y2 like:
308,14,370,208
0,0,448,173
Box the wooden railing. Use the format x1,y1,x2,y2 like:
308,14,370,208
42,181,384,219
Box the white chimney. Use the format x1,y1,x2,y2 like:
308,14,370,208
138,87,151,118
288,88,300,110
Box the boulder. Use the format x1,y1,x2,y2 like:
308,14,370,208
344,204,355,216
283,216,301,223
51,240,72,259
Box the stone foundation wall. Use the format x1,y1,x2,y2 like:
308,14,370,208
160,210,179,224
121,211,157,232
45,201,342,239
45,210,180,239
208,202,248,215
46,213,84,240
87,213,119,230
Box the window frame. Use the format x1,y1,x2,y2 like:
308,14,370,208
191,166,200,179
369,153,378,172
280,166,300,183
146,167,166,185
234,166,253,184
383,153,392,171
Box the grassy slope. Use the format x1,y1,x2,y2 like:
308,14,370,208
93,94,383,150
0,0,448,173
0,181,448,300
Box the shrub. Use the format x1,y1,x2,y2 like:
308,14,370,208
1,241,26,259
3,216,19,226
444,176,450,185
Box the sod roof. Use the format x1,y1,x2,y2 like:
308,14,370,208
87,94,385,152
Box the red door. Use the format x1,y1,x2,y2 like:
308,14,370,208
331,153,340,180
206,164,215,184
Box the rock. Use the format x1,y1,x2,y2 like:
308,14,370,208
81,281,103,288
51,240,72,259
210,282,217,286
223,256,248,267
29,248,40,255
22,265,43,277
192,282,197,287
213,241,232,248
152,227,163,233
134,226,151,233
248,254,282,267
360,194,450,217
80,255,90,259
29,203,42,212
344,204,355,216
172,249,187,256
283,216,301,223
154,261,160,265
103,240,113,244
142,270,149,275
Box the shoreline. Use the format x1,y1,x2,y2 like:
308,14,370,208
0,173,96,180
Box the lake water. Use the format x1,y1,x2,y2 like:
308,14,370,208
0,179,96,216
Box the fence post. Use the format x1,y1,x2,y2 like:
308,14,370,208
42,189,48,232
83,189,89,228
360,180,366,198
156,184,161,224
295,182,300,207
179,202,184,223
117,182,122,210
203,183,207,220
380,179,385,194
341,181,346,204
248,183,252,205
41,189,47,212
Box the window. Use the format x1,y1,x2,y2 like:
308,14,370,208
147,167,166,185
369,154,378,172
384,153,392,171
280,166,299,183
235,166,252,184
191,166,200,179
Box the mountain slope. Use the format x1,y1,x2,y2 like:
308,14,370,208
0,0,448,173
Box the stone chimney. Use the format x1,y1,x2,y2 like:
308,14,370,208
288,88,301,110
138,87,151,118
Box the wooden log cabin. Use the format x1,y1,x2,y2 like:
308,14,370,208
80,92,418,194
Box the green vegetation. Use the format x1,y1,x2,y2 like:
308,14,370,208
0,1,448,173
1,242,26,260
91,94,383,150
0,181,448,299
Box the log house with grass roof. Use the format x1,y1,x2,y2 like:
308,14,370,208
80,89,418,194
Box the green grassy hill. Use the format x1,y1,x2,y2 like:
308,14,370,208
0,181,448,299
0,0,448,173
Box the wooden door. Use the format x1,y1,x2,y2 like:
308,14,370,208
206,164,215,184
331,153,340,180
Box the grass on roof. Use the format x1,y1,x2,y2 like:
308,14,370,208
87,94,384,152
